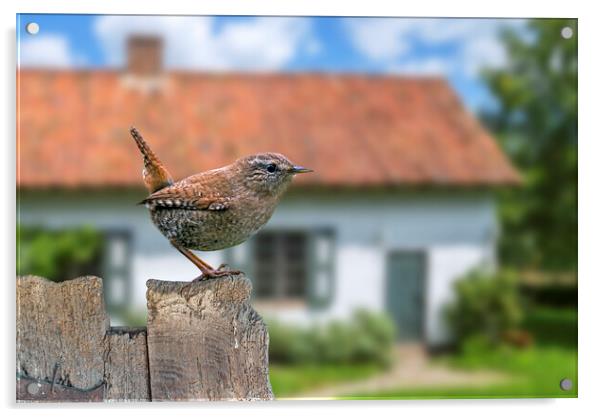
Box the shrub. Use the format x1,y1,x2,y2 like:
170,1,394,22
112,307,148,327
351,309,396,366
266,309,396,367
446,269,524,347
268,320,317,364
17,225,103,282
520,283,577,308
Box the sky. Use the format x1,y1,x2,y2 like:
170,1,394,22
16,14,530,111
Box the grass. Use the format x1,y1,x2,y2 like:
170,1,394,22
269,307,577,400
345,345,577,400
269,363,383,397
346,307,578,399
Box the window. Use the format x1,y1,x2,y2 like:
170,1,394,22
224,228,336,307
253,231,308,300
102,231,132,311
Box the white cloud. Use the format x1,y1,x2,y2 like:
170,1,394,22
462,35,508,76
94,16,314,71
19,34,74,68
344,18,527,77
387,58,450,76
343,18,413,61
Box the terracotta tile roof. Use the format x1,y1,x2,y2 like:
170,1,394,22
17,70,520,188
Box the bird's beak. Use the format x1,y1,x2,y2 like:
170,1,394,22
290,165,313,174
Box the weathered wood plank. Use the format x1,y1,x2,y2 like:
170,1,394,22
146,275,274,401
16,376,105,402
17,274,273,402
105,327,151,401
16,276,110,397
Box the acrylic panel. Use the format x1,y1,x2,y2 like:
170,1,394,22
16,14,577,401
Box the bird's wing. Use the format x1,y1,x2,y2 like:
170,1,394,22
141,183,231,211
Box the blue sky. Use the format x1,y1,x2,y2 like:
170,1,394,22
17,14,529,111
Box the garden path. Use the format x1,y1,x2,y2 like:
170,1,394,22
299,344,508,398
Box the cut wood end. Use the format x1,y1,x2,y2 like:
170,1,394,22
146,274,253,311
16,275,106,308
17,275,104,288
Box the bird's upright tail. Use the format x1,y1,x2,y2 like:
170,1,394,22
130,126,174,194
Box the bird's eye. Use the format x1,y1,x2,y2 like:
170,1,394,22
266,164,277,173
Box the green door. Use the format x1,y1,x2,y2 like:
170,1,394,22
386,252,426,341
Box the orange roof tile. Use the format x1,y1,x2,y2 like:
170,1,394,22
17,70,520,188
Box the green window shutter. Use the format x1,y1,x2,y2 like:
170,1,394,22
308,229,335,309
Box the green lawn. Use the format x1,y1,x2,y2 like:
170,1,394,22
269,363,383,397
269,307,577,400
346,345,577,399
347,307,578,399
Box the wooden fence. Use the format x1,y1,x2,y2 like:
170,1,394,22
16,274,273,402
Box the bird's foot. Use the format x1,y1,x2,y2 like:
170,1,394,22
216,263,243,276
190,267,243,282
191,274,207,283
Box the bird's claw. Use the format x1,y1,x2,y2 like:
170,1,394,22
191,274,207,283
216,263,244,275
190,267,243,282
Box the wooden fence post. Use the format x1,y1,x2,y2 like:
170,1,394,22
146,275,274,401
104,327,151,401
16,274,273,402
16,276,111,401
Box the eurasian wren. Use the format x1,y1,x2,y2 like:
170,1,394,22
130,127,312,280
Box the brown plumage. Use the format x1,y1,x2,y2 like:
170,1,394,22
130,127,174,193
130,127,312,280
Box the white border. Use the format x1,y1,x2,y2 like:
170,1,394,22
3,1,600,416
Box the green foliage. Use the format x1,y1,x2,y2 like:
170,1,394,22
523,307,577,348
351,309,398,364
349,307,577,399
268,320,318,364
446,269,524,345
271,308,577,399
111,307,148,327
17,224,103,282
482,19,577,271
267,309,396,366
520,283,577,308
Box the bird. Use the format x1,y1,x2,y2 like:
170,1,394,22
130,126,312,281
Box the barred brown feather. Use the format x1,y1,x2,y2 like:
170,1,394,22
131,128,311,253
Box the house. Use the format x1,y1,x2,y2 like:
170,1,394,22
17,37,520,346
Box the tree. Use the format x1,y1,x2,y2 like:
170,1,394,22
482,19,577,272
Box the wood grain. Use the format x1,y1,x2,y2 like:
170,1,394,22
105,327,151,401
16,276,110,393
146,274,274,401
16,274,273,402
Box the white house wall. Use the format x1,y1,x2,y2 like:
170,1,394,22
259,192,498,346
19,190,498,345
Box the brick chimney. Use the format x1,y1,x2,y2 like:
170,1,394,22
126,35,163,76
